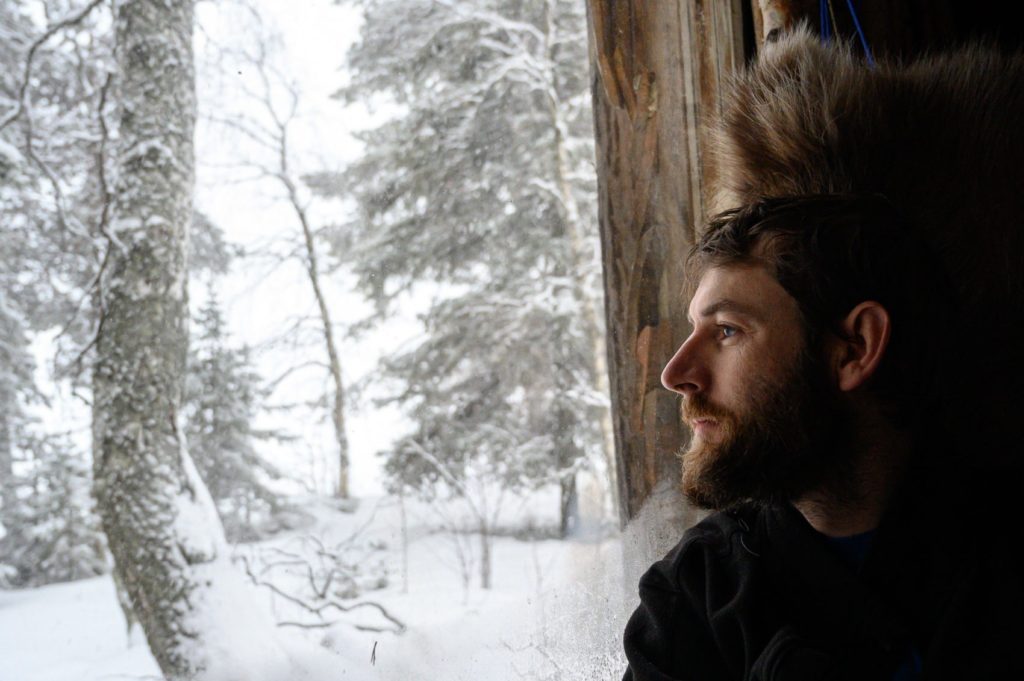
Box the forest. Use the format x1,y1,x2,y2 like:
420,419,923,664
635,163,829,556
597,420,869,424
0,0,627,679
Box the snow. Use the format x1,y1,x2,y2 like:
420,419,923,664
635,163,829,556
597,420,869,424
0,493,630,681
0,138,24,168
181,557,343,681
122,139,185,172
0,577,158,681
174,417,229,555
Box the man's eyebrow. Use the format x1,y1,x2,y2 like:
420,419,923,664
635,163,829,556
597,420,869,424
687,299,764,325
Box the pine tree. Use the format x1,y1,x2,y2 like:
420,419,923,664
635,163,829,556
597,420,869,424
0,433,106,587
1,0,115,351
0,289,107,589
0,294,37,567
186,289,282,542
314,0,613,537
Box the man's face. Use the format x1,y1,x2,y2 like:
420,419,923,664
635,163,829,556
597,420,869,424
661,264,852,510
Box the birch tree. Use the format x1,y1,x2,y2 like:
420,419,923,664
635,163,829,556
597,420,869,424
91,1,227,676
242,52,351,500
199,13,352,499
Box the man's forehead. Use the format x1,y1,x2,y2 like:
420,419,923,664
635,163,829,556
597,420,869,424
686,264,790,322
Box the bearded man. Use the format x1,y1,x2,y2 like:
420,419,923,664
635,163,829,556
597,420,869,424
620,194,1024,680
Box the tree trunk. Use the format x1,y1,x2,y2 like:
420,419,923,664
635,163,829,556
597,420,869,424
478,516,491,590
0,304,30,538
559,472,579,538
92,1,225,677
286,175,350,500
0,412,19,572
398,484,409,594
585,0,748,576
0,414,14,523
552,400,582,538
541,0,619,522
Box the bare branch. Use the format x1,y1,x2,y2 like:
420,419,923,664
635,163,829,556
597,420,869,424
52,68,124,383
405,439,485,522
239,554,406,634
262,360,332,393
202,113,280,154
94,71,125,253
278,620,335,629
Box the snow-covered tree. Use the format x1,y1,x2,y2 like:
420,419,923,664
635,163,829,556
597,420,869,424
189,209,237,278
1,0,116,365
90,0,234,676
0,292,106,589
0,295,37,556
186,289,283,542
0,432,106,588
1,0,247,591
315,0,614,535
1,2,133,593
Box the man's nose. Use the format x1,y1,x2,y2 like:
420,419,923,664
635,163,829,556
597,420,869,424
661,336,707,396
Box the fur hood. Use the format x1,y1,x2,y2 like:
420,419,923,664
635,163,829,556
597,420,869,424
708,27,1024,468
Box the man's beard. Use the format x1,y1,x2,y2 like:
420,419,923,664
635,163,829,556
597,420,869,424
680,341,857,511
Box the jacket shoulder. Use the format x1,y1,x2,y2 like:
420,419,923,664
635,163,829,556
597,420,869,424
623,506,765,681
648,505,763,594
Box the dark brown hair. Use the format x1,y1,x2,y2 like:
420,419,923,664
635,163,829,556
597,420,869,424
689,194,949,429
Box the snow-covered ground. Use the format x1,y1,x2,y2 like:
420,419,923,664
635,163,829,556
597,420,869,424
0,492,631,681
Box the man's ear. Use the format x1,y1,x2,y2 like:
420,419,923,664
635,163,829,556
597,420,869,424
828,301,892,392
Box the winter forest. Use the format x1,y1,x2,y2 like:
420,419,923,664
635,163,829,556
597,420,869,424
0,0,629,679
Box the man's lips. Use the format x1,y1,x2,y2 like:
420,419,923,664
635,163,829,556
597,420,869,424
689,418,719,433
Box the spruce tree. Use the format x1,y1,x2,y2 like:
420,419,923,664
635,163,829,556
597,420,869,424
0,296,37,580
0,433,106,587
2,0,113,584
186,289,282,542
315,0,611,535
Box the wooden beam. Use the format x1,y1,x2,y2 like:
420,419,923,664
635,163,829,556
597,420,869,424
586,0,747,562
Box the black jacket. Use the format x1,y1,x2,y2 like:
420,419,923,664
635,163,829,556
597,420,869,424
622,468,1024,680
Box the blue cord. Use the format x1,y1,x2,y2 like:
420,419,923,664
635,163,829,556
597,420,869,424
819,0,832,43
844,0,876,66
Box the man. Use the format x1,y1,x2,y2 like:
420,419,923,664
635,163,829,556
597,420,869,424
621,194,1024,680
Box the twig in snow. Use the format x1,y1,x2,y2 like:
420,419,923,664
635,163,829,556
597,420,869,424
278,620,335,630
240,554,406,634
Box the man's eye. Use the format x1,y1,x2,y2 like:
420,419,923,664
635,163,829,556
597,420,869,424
718,325,739,339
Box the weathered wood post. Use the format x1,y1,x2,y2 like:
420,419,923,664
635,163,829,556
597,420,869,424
585,0,748,576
